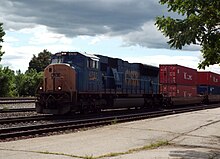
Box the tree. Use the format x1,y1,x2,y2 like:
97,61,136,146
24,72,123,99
28,49,52,72
14,70,25,96
0,66,15,97
155,0,220,69
15,69,43,96
0,23,5,62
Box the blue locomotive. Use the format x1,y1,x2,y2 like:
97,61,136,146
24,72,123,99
36,51,163,114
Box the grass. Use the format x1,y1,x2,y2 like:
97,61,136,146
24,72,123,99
97,140,170,158
34,140,170,159
111,117,118,125
34,150,95,159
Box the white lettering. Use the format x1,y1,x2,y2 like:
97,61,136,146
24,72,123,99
213,77,218,83
184,72,187,79
188,75,192,80
183,72,192,80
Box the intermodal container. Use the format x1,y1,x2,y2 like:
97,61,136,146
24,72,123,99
197,85,220,95
160,84,197,97
197,72,220,86
160,64,197,85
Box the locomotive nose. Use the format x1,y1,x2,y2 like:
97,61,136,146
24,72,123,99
36,63,77,114
44,64,76,92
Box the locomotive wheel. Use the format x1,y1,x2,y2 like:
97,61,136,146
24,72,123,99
36,102,43,113
79,103,89,114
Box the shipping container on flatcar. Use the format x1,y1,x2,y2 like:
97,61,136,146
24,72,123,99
197,85,220,95
197,71,220,86
159,64,197,85
160,84,197,97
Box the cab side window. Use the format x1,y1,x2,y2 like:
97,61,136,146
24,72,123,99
87,59,99,69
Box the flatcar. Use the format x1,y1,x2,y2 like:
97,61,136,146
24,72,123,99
36,51,164,114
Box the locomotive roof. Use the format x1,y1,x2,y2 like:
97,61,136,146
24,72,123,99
80,52,99,61
55,52,158,68
95,54,158,69
55,51,99,61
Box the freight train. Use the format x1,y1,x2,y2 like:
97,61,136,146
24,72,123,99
36,51,220,114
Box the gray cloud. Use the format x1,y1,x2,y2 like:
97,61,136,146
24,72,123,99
0,0,198,50
2,54,25,60
122,21,170,48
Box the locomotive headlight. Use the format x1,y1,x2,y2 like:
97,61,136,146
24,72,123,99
58,86,62,90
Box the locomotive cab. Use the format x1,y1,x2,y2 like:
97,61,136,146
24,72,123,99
36,63,77,114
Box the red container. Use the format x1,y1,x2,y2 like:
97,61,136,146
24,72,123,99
160,64,197,86
160,84,197,97
197,71,220,86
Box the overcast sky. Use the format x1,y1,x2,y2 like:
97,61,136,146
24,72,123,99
0,0,219,73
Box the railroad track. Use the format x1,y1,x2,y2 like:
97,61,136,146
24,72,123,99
0,97,36,104
0,108,35,113
0,97,36,113
0,103,219,141
0,114,55,125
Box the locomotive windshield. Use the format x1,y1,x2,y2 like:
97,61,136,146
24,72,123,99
51,56,64,64
51,52,71,64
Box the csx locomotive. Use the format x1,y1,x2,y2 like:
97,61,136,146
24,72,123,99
36,51,220,115
36,51,164,114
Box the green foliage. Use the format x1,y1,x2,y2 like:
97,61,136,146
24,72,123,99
0,44,46,97
0,23,5,62
155,0,220,69
15,69,43,96
0,66,16,97
111,118,118,125
0,67,43,97
28,49,52,72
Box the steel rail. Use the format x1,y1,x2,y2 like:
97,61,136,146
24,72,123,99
0,97,36,104
0,108,35,113
0,97,36,100
0,115,54,125
0,100,35,104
